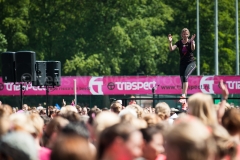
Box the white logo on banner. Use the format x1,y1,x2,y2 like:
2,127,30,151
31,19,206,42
200,76,215,94
89,77,103,95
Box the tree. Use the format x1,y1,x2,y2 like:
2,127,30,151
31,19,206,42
0,0,30,51
64,0,173,76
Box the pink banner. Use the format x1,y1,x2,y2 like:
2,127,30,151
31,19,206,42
0,76,239,95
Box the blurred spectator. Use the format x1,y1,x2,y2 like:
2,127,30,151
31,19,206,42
97,122,143,160
126,104,144,119
29,113,51,160
82,107,88,115
222,108,240,159
139,125,166,160
165,114,216,160
0,107,10,136
187,93,218,126
37,103,44,110
60,105,78,115
129,96,137,105
93,111,120,143
0,131,38,160
110,102,122,114
142,113,162,127
50,133,95,160
155,102,172,124
59,110,81,123
210,124,237,160
43,117,69,148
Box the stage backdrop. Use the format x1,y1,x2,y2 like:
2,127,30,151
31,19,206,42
0,76,239,95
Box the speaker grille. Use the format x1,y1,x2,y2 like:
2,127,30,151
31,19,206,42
15,51,36,82
1,52,16,82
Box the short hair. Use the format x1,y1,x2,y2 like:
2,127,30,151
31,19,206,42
155,102,171,120
140,124,165,143
110,102,122,114
126,104,143,118
222,108,240,135
59,110,81,122
142,113,162,127
120,113,147,129
9,113,35,133
166,114,216,160
60,105,78,114
43,117,69,147
210,124,237,159
181,28,190,37
51,134,95,160
87,108,102,126
28,113,44,136
61,121,89,139
97,122,138,160
93,111,120,140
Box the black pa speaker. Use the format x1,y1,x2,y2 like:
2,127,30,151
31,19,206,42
1,52,16,82
45,61,61,86
32,61,46,86
15,51,36,82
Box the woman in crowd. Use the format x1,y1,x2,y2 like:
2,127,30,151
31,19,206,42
97,122,143,160
139,125,166,160
165,114,216,160
187,80,229,126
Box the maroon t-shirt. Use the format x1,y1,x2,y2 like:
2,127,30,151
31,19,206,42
175,40,195,65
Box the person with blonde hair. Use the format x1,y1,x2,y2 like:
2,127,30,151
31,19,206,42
165,114,216,160
142,113,162,127
126,104,144,119
29,113,52,160
93,111,120,143
187,93,218,126
210,124,237,160
168,28,196,110
187,80,229,125
60,105,78,114
155,102,173,124
0,107,10,136
120,113,147,130
110,102,122,114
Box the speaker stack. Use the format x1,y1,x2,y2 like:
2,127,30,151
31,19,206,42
32,61,46,86
1,51,61,109
1,51,61,86
1,52,15,83
15,51,36,83
46,61,61,87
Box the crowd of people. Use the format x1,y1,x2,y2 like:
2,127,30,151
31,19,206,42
0,80,240,160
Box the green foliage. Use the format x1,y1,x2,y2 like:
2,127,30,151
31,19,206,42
0,0,238,76
0,31,7,52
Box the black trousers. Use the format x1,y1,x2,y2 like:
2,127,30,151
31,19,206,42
180,61,196,87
